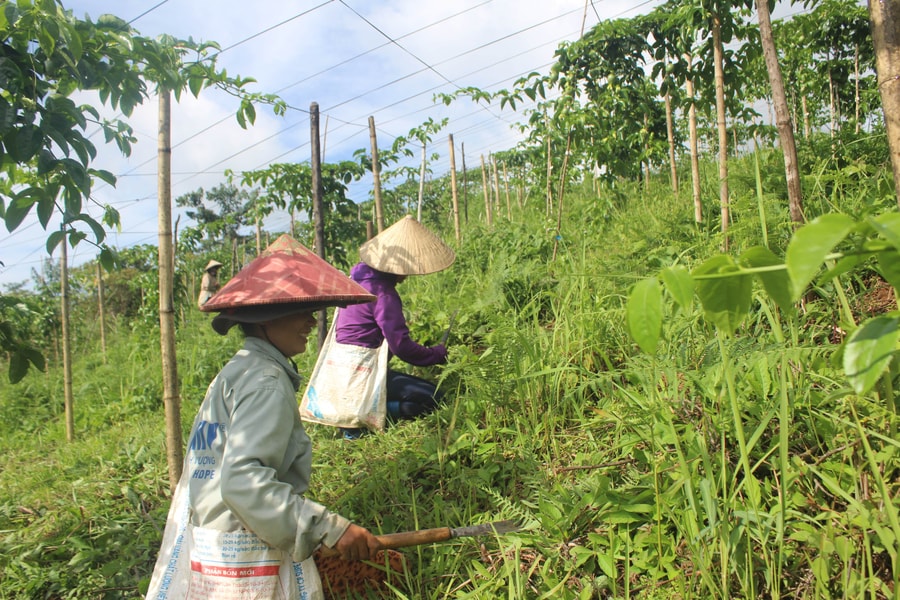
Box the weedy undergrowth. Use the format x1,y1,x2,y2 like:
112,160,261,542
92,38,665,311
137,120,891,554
0,155,898,598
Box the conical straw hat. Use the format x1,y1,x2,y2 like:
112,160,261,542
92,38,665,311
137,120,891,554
202,235,375,314
359,215,455,275
204,259,223,272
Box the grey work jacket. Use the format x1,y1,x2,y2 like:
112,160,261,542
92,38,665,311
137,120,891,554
185,336,350,562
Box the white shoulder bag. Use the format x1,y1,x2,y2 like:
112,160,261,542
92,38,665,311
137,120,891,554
300,309,389,431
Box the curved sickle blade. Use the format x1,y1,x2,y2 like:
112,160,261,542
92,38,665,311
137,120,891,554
450,520,521,539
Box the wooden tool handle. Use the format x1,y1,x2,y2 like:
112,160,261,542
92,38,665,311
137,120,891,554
375,526,453,549
317,526,452,558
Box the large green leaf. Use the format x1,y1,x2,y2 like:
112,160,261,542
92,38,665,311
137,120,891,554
843,315,900,395
627,277,662,355
46,229,65,255
692,254,752,334
37,15,58,57
6,124,43,163
4,191,37,232
660,265,694,312
61,157,90,195
98,246,118,271
57,19,83,63
0,96,15,130
786,213,856,301
869,213,900,253
739,245,793,314
74,213,106,244
8,351,28,384
37,190,56,229
91,168,117,186
21,345,45,372
188,74,205,97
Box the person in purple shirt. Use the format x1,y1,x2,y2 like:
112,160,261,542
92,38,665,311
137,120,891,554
336,216,455,433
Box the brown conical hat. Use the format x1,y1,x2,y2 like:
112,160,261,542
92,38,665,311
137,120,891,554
202,235,374,323
359,215,455,275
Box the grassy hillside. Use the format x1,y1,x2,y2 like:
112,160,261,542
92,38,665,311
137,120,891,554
1,148,898,598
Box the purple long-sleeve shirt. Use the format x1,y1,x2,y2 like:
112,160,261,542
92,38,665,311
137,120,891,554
335,262,447,366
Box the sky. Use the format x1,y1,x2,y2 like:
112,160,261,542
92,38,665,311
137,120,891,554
0,0,672,287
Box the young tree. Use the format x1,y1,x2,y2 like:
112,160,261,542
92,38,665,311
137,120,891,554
239,160,366,269
176,184,254,248
712,8,731,246
665,0,758,246
773,14,819,137
640,12,685,199
153,37,284,489
757,0,804,224
868,0,900,207
549,18,668,184
785,1,874,136
0,2,280,373
1,2,131,377
1,1,285,487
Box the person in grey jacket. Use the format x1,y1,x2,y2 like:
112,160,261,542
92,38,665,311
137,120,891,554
147,235,402,598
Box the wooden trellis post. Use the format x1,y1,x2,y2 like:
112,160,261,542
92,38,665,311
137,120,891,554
448,134,461,242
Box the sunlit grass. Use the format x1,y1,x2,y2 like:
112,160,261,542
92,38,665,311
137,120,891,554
0,158,897,598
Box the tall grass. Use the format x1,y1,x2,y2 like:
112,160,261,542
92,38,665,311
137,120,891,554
0,148,897,598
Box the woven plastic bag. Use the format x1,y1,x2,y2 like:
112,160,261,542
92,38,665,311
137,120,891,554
144,463,323,600
300,309,389,431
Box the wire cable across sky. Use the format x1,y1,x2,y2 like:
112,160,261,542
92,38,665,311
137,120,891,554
2,0,670,286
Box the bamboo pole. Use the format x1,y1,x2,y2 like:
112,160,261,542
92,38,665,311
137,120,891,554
60,229,74,442
311,102,328,349
712,13,730,249
502,161,511,220
461,142,468,224
545,124,553,218
97,261,107,361
417,142,426,222
369,116,385,233
491,154,502,219
517,164,524,209
158,90,183,491
448,134,461,242
686,55,702,224
480,154,492,228
552,133,572,262
486,154,494,213
665,91,679,197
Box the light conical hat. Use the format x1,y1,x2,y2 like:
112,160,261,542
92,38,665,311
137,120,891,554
359,215,455,275
204,259,223,271
201,235,375,313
